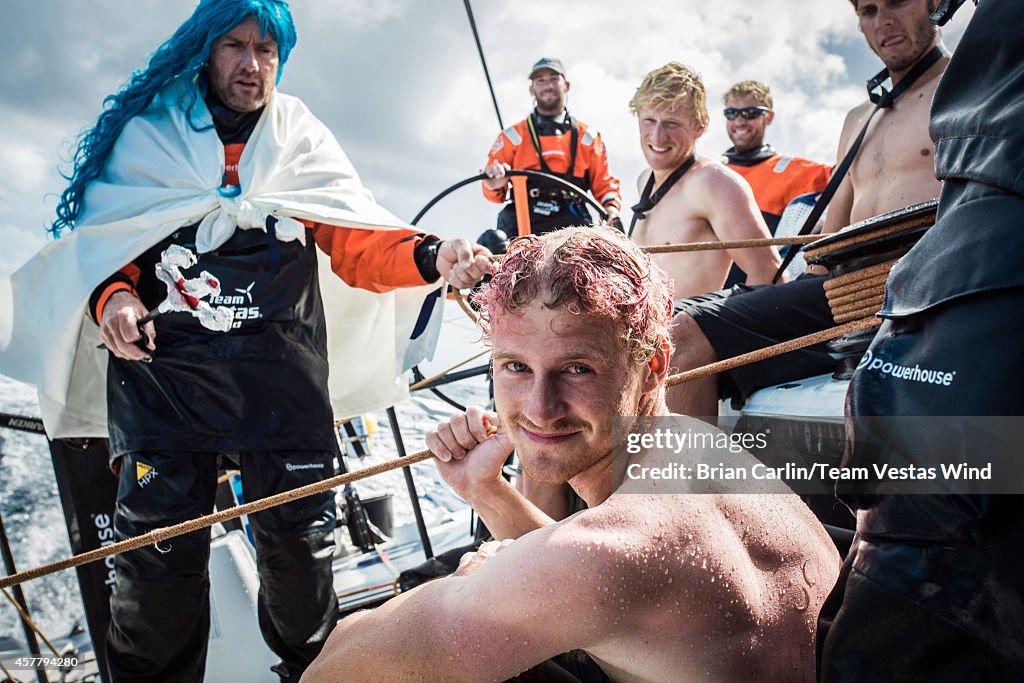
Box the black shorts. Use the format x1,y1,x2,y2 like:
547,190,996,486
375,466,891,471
509,651,611,682
674,274,835,405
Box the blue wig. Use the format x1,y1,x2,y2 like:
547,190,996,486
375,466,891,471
51,0,297,237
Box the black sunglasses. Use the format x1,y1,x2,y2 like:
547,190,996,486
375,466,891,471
723,106,772,120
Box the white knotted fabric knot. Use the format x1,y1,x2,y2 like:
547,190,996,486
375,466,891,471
195,193,307,253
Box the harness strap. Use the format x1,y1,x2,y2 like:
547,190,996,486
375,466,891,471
526,112,583,190
628,155,697,237
771,45,945,282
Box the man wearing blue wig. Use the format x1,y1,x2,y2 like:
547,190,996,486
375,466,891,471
34,1,491,680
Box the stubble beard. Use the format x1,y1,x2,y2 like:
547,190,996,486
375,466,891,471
882,26,939,74
215,71,271,113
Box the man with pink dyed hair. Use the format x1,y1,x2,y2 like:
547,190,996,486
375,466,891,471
306,227,839,683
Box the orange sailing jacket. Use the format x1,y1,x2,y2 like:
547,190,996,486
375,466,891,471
483,113,622,211
728,154,831,232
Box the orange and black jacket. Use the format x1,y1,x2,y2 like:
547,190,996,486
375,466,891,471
90,143,440,323
483,111,622,212
92,97,443,456
724,145,831,234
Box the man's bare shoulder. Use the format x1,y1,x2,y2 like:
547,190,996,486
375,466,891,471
674,157,750,199
557,494,715,573
841,98,875,132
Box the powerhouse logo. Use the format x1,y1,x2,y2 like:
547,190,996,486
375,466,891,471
856,349,957,387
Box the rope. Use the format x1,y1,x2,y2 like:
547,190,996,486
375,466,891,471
829,280,888,306
819,259,901,325
0,450,434,592
822,259,900,290
802,214,933,260
833,295,885,317
0,314,883,591
666,317,880,387
462,0,503,129
1,586,60,656
452,289,481,327
641,234,820,255
835,304,886,324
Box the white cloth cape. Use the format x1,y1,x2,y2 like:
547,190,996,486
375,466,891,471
0,78,443,438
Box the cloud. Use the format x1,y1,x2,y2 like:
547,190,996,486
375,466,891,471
0,0,976,277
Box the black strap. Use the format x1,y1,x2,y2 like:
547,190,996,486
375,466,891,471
265,215,281,275
627,155,696,237
770,45,945,282
0,412,45,435
527,111,579,180
930,0,971,26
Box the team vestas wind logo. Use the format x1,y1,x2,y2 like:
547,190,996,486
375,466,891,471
856,349,957,387
136,460,159,488
210,280,262,327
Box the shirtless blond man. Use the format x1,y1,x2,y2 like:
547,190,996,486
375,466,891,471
526,65,789,522
667,0,948,416
629,62,784,299
304,228,839,683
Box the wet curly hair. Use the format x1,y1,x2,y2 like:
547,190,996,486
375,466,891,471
472,226,675,365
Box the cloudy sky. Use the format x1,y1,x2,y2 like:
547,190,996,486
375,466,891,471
0,0,975,277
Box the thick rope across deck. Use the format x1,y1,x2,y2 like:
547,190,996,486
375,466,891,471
0,315,880,591
485,235,822,262
665,317,880,386
0,233,877,591
0,451,433,591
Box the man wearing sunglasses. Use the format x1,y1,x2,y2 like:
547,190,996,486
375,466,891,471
722,81,831,240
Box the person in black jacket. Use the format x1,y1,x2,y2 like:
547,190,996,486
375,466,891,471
817,1,1024,679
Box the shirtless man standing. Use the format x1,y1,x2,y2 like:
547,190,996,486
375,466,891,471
667,0,948,416
629,63,784,300
304,228,839,683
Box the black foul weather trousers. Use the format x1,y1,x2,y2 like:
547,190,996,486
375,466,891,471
105,449,339,682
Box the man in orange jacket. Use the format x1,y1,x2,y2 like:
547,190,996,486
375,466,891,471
482,57,623,237
720,80,831,285
722,80,831,235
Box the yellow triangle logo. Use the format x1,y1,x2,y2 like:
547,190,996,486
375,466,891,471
136,462,153,481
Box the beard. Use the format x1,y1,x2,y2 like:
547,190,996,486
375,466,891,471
210,70,272,113
883,25,940,73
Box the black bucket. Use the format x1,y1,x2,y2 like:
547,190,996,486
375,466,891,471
361,493,394,538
